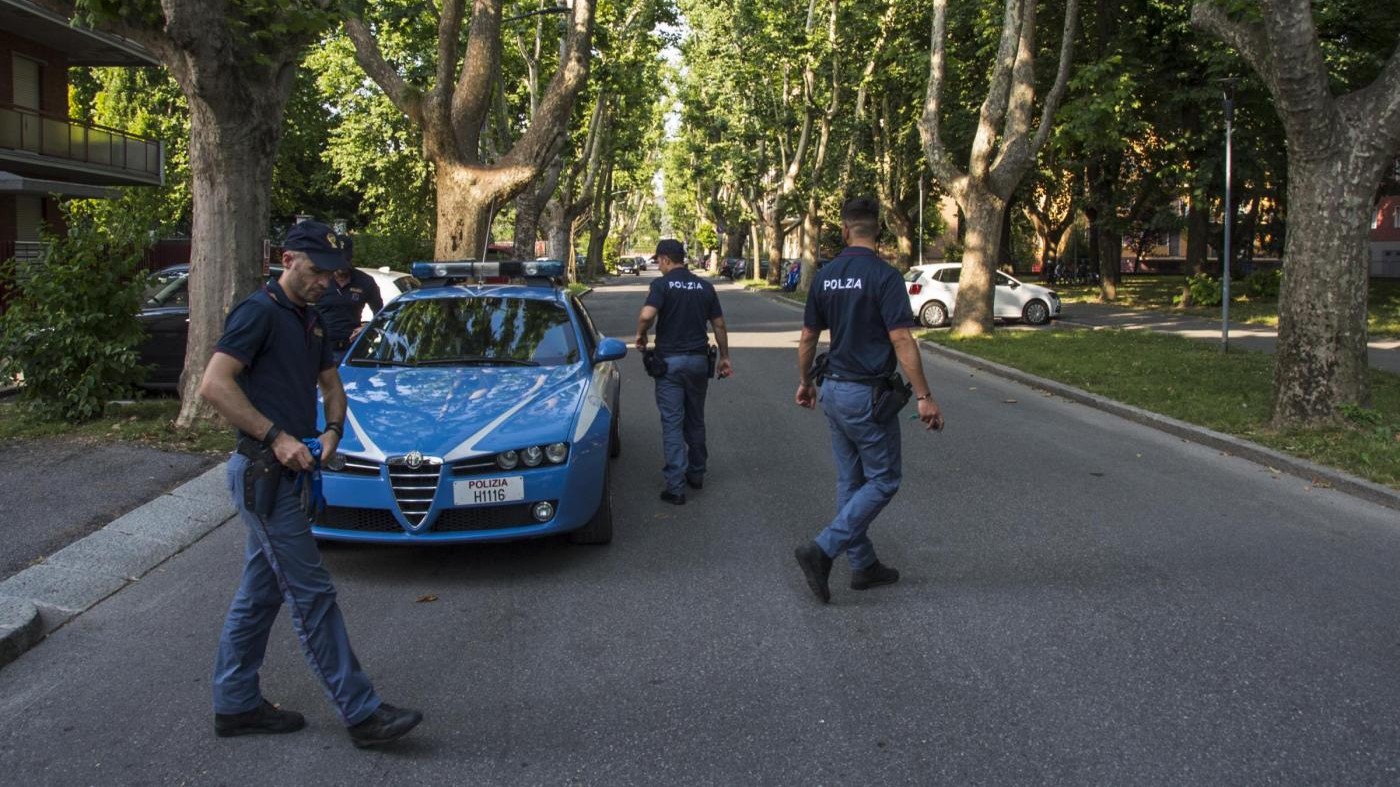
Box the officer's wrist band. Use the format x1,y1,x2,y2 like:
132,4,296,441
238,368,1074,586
917,394,932,401
324,422,343,437
262,424,282,446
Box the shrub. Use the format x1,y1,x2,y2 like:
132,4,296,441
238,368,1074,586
1244,267,1282,299
1174,273,1222,307
0,214,149,421
603,236,621,273
352,232,433,271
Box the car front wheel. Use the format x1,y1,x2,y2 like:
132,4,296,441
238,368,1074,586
920,301,949,328
1022,299,1050,326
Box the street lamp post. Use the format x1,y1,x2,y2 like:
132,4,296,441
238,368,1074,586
1220,79,1237,353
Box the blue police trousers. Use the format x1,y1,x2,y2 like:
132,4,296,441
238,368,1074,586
655,353,710,495
212,453,381,726
816,379,903,570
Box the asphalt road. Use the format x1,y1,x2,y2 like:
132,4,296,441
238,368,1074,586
0,439,215,580
3,273,1400,784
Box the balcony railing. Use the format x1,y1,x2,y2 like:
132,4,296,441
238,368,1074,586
0,103,162,182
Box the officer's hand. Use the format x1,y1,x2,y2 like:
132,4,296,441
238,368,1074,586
717,358,733,379
349,325,364,342
319,430,341,462
635,335,647,352
272,432,314,472
795,381,816,409
917,397,944,432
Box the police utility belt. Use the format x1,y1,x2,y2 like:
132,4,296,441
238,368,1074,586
809,352,913,421
643,345,719,379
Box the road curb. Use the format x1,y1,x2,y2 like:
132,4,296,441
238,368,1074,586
0,462,235,670
742,286,1400,513
919,340,1400,513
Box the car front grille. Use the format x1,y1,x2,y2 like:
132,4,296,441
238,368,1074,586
387,457,442,527
432,502,551,532
317,506,402,532
450,456,499,476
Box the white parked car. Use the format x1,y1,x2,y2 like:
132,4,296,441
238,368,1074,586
904,263,1061,327
359,266,421,323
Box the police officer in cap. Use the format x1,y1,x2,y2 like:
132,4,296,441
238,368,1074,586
635,239,732,504
198,220,423,747
314,233,383,361
793,197,944,603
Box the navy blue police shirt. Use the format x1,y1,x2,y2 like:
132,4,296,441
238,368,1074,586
646,266,722,355
215,281,335,440
803,246,916,380
315,267,382,343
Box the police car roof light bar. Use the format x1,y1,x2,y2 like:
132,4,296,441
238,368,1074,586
410,259,565,282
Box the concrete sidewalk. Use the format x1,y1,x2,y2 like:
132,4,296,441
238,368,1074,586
1059,301,1400,374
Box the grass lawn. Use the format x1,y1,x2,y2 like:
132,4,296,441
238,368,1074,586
923,328,1400,490
0,397,233,456
1053,276,1400,338
744,281,808,303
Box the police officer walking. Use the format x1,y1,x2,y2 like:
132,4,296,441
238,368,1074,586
198,220,422,747
635,239,732,505
793,198,944,603
314,234,383,361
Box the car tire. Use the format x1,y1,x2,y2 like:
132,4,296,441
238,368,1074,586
1022,299,1050,326
608,408,621,459
569,466,613,545
920,301,949,328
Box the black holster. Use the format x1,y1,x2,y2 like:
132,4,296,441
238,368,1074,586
872,373,914,422
237,437,283,517
808,352,830,387
706,345,718,378
643,349,668,378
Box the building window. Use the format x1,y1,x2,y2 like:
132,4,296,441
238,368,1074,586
15,196,44,242
1394,207,1400,229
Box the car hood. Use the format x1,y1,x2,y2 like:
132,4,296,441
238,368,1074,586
338,364,586,462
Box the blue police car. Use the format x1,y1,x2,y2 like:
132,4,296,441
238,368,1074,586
314,260,627,545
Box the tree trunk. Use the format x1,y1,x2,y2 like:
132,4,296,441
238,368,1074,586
764,208,784,285
952,190,1005,336
800,196,819,292
175,91,288,428
513,157,561,260
1271,162,1372,423
435,164,502,260
886,201,916,270
724,225,747,258
1179,195,1210,306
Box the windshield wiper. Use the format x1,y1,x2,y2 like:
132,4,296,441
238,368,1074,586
416,356,540,367
347,358,412,367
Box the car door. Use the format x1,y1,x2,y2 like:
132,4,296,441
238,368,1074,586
993,271,1022,318
137,276,191,387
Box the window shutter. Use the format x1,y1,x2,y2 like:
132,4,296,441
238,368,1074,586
12,55,42,110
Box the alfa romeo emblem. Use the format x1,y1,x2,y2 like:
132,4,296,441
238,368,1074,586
405,450,423,469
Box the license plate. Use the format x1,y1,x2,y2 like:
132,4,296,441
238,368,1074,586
453,476,524,506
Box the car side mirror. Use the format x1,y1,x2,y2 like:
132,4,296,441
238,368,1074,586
595,337,628,363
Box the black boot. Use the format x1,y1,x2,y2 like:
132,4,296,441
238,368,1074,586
850,561,900,590
348,703,424,749
660,490,686,505
214,700,306,737
794,541,834,603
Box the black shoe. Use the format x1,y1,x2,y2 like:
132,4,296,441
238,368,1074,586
794,541,833,603
660,490,686,505
851,561,900,590
348,703,423,749
214,700,306,738
685,473,704,490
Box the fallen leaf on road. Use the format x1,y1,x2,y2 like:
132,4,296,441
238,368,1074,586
416,594,438,603
1310,478,1333,489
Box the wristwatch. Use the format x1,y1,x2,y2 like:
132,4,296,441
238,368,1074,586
262,424,283,446
324,422,344,438
916,394,933,402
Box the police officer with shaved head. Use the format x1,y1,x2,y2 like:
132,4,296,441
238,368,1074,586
793,197,944,603
198,220,422,747
635,239,732,504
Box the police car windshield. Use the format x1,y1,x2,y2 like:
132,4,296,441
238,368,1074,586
347,296,579,367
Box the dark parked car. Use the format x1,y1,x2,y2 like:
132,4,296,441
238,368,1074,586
137,264,281,389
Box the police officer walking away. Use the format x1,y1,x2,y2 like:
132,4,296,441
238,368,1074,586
793,198,944,603
635,239,732,505
198,220,422,747
314,234,383,361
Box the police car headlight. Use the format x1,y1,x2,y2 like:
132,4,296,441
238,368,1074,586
545,442,568,464
324,453,346,472
521,445,544,467
496,450,519,470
